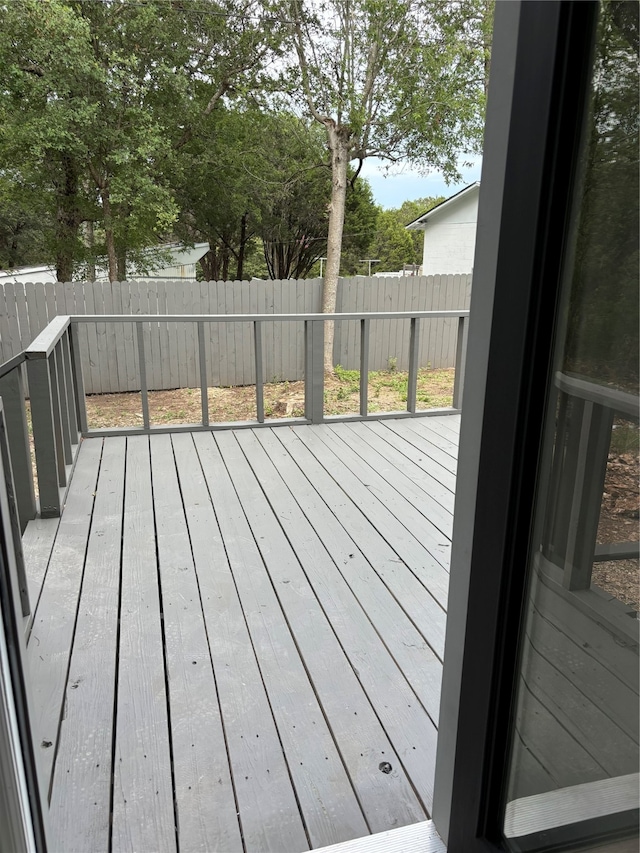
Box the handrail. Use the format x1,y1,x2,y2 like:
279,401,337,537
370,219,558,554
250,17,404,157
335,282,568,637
24,315,71,360
0,352,25,380
556,371,639,419
71,309,470,324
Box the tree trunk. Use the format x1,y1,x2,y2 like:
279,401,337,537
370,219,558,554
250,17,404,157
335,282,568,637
100,187,118,282
117,252,127,281
237,211,248,280
85,221,96,282
322,125,350,372
55,155,81,281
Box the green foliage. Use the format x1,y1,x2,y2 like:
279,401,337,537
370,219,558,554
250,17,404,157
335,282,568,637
564,0,639,387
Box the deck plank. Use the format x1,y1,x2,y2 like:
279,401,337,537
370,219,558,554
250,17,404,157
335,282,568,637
368,420,457,482
252,428,445,704
398,418,459,460
290,425,451,587
150,434,243,853
308,425,451,565
172,434,312,852
27,438,103,789
275,427,448,633
48,437,125,852
111,436,176,853
194,433,330,851
229,428,430,829
337,421,455,521
21,516,60,618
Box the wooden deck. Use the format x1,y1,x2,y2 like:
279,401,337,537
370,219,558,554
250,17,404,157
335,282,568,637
23,416,460,853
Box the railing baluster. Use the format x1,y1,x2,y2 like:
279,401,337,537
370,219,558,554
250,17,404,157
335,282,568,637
198,321,209,427
452,315,468,410
48,351,67,485
55,341,73,465
0,367,36,532
26,357,61,517
407,317,420,414
254,321,264,423
359,318,370,417
136,322,150,431
61,329,79,446
69,321,88,434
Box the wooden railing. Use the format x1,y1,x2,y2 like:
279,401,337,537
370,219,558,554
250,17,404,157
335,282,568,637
0,309,469,519
543,371,639,592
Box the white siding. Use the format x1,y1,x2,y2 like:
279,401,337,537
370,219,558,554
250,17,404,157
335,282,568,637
420,188,479,276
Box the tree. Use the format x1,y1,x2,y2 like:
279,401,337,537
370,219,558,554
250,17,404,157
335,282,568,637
364,197,444,272
282,0,491,369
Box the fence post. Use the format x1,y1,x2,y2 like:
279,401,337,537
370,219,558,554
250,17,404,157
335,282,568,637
305,320,324,423
452,315,469,410
26,357,62,517
0,368,36,533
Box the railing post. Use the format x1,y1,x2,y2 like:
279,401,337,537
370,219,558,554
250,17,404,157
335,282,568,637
305,320,325,424
359,318,370,417
407,317,421,414
452,315,468,410
0,368,36,533
26,357,62,517
69,321,88,434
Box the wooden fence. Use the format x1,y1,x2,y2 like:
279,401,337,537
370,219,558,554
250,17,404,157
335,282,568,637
0,275,471,394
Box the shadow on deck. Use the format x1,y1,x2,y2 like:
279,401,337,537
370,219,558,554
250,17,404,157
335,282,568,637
23,416,459,853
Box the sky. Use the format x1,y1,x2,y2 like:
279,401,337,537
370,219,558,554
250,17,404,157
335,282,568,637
360,155,483,209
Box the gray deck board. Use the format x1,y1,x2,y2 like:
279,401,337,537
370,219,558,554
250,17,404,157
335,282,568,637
173,433,308,853
370,420,457,481
308,425,452,564
196,431,368,849
150,434,244,853
275,427,449,627
27,438,102,788
111,436,176,853
251,430,441,708
338,422,455,521
20,416,634,850
48,437,125,852
231,428,432,824
21,516,59,618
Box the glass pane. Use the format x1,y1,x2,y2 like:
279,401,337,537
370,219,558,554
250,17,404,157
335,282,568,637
503,1,639,848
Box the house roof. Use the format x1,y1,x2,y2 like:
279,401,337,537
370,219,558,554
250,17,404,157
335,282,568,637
405,182,480,230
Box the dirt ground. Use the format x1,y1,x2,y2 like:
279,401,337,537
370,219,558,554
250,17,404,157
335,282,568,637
84,366,456,429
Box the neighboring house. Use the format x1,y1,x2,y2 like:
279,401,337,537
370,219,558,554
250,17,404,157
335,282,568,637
405,182,480,276
0,265,58,285
103,242,210,280
0,242,210,284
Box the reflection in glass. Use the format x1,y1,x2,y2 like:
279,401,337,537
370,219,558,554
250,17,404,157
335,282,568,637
504,1,639,849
